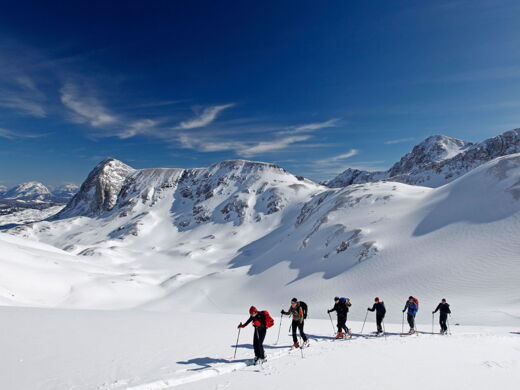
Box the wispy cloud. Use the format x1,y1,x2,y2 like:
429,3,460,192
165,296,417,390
240,135,312,157
60,83,118,127
179,103,235,129
315,149,359,166
281,118,340,134
0,127,46,140
119,119,160,139
384,137,416,145
0,71,47,118
0,96,46,118
176,117,340,157
177,133,313,157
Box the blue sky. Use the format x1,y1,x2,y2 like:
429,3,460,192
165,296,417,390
1,0,520,187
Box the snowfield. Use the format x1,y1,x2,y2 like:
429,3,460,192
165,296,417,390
1,307,519,390
1,147,520,389
0,205,63,229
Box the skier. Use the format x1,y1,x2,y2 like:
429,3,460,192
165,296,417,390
402,296,419,334
238,306,269,364
327,296,351,338
367,297,386,335
281,298,309,348
432,298,451,334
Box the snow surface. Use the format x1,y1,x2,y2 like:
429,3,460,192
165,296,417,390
0,205,63,228
0,307,518,390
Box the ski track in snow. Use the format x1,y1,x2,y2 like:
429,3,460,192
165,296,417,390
106,329,519,390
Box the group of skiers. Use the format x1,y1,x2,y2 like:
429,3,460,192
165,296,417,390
237,296,451,364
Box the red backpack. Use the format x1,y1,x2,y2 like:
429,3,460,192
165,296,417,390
412,297,419,308
263,311,275,328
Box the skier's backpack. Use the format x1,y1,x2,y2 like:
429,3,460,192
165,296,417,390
412,297,419,310
299,301,308,319
263,311,275,328
339,297,351,311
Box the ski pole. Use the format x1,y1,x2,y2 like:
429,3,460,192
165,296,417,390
401,311,405,334
382,320,387,340
327,312,336,336
360,309,369,334
447,314,452,335
275,314,284,345
432,312,434,334
234,328,241,359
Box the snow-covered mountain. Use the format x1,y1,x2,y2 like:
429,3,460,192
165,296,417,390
2,181,52,202
325,129,520,187
0,181,79,203
4,153,520,326
0,181,79,218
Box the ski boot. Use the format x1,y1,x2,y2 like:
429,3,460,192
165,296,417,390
293,341,300,348
335,332,344,339
254,357,266,365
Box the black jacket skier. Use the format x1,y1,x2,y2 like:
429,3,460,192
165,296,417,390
433,299,451,334
238,306,267,362
328,297,351,338
367,297,386,333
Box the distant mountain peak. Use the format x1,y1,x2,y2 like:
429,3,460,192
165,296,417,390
2,181,51,201
388,134,472,177
325,129,520,188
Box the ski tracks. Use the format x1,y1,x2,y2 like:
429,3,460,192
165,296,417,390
103,333,426,390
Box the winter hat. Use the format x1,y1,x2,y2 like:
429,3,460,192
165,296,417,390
334,296,339,301
408,296,414,300
291,298,298,303
441,298,446,302
374,297,380,302
249,306,257,315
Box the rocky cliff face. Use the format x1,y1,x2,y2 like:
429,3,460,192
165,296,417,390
56,158,135,218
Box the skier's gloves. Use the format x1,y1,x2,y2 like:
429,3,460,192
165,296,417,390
238,323,245,329
281,310,284,314
402,310,406,313
327,310,330,313
253,320,261,327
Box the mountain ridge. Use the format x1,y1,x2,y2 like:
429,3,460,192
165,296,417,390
324,128,520,188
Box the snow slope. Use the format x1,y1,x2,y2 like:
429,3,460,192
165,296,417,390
0,205,64,229
3,154,520,325
0,233,164,308
0,307,518,390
